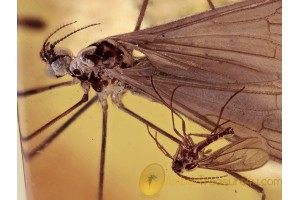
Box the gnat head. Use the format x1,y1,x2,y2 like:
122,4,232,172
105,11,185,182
40,21,100,78
172,159,184,173
172,158,199,173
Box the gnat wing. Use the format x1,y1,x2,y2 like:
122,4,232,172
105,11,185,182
197,137,269,171
107,0,282,162
112,0,281,86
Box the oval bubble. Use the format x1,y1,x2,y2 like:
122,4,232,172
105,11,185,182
139,163,165,196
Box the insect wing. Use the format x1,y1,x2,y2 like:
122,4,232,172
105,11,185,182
113,0,281,85
110,0,282,161
198,137,269,171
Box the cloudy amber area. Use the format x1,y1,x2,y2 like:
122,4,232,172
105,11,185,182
18,0,281,200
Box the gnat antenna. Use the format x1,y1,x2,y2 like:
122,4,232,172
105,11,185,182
40,21,101,64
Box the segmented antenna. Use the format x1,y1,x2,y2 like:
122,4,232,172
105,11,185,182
40,22,101,64
51,23,101,48
40,21,77,63
43,21,77,54
175,172,228,185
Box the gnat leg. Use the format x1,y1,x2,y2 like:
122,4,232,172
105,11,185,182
21,93,89,141
146,126,173,159
134,0,149,31
22,96,98,160
150,77,185,139
226,171,266,200
210,87,244,135
111,92,181,145
187,120,231,139
99,99,108,200
207,0,216,10
20,81,90,141
17,80,74,97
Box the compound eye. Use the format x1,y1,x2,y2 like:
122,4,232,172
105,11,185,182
72,69,83,76
172,160,184,173
45,64,57,78
45,48,72,78
102,50,113,60
45,57,70,79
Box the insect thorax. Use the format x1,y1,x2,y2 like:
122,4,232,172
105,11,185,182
69,39,133,92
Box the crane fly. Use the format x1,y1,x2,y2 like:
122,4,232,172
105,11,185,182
147,82,269,199
17,0,281,200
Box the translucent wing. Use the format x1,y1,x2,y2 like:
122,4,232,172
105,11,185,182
113,0,281,86
198,137,269,171
108,0,282,161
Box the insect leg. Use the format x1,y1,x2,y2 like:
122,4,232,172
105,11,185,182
150,78,186,139
187,120,231,138
226,171,266,200
20,93,89,141
113,95,181,144
99,99,108,200
17,80,74,97
22,95,98,160
207,0,216,10
170,85,244,137
146,126,173,159
210,87,245,135
134,0,149,31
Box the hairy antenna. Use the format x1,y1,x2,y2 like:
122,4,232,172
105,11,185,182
51,23,101,48
40,21,77,62
42,21,77,53
40,22,101,64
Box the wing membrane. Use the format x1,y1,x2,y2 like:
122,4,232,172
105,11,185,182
199,137,269,171
107,0,282,161
112,0,281,85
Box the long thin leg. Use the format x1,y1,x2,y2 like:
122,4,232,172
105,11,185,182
170,85,223,138
150,77,185,139
207,0,216,10
170,85,244,136
134,0,214,31
210,87,244,135
134,0,149,31
117,102,181,145
17,80,74,97
170,85,191,137
24,96,98,159
21,93,88,141
99,99,108,200
226,171,266,200
188,125,233,139
187,120,230,138
146,126,173,159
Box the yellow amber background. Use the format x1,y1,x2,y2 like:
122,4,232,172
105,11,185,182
17,0,282,200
